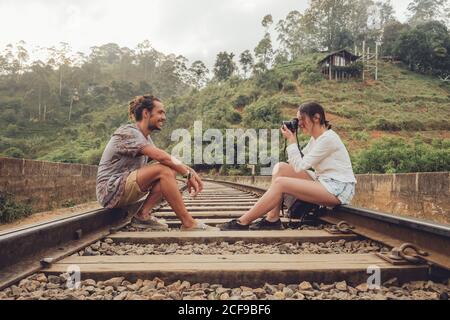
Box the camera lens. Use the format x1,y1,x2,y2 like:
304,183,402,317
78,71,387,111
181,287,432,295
282,118,298,133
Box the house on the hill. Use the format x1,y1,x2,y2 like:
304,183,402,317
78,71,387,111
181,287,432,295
319,49,361,81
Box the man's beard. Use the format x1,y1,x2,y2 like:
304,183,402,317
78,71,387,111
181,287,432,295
148,123,161,131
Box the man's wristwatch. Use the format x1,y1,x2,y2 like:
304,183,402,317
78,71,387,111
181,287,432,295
183,170,192,181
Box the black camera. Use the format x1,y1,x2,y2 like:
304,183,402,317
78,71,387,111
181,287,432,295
282,118,299,133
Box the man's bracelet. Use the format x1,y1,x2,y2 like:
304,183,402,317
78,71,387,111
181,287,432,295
183,171,192,180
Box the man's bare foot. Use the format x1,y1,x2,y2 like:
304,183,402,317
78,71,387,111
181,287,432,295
180,220,218,232
181,219,196,229
135,210,152,221
131,215,169,230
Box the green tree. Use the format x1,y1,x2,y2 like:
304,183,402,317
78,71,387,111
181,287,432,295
48,42,73,97
276,10,310,60
136,40,158,83
394,20,450,76
302,0,363,51
154,54,188,98
16,40,29,76
89,43,122,65
2,43,21,79
118,46,135,81
239,50,254,78
0,54,7,75
255,15,274,68
175,55,190,85
407,0,448,25
213,52,236,81
254,33,274,68
262,14,273,29
348,0,375,43
189,60,209,89
375,0,396,29
25,60,53,121
382,21,409,56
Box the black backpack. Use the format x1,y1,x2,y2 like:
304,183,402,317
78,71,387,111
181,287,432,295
282,195,323,228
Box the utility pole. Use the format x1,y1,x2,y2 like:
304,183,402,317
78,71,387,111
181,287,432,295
247,165,256,176
375,41,381,81
69,97,74,121
362,41,366,81
68,89,79,121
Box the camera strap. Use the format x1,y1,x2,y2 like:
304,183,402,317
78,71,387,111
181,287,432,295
283,129,304,162
281,129,307,228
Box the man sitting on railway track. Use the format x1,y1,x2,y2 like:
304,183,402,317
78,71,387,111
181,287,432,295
96,94,215,231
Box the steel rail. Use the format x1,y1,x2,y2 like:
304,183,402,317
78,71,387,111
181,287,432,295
0,183,187,291
0,206,132,290
206,178,450,271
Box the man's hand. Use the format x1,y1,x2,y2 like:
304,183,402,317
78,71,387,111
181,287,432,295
190,169,204,193
186,169,203,197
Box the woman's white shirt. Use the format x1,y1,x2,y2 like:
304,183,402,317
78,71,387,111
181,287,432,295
286,130,357,183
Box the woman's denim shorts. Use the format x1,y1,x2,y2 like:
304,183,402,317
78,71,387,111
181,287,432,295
318,177,356,205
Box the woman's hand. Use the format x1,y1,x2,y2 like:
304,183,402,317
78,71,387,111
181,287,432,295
281,125,297,145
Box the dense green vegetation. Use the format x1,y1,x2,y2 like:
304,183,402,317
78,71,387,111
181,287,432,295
0,192,32,223
353,137,450,173
1,0,449,175
163,56,450,174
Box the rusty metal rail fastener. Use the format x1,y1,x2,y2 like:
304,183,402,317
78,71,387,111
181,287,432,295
40,258,55,268
325,221,355,234
377,243,429,265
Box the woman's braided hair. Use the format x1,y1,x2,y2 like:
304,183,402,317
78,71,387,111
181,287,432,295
128,95,160,121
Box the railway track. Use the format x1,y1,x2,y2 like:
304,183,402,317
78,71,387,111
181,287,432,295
0,180,449,300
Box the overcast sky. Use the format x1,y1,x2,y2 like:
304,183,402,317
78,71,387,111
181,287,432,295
0,0,412,67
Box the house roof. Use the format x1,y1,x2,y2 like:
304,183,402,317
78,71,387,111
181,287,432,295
318,49,360,64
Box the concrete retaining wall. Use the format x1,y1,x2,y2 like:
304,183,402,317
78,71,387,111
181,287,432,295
0,157,98,212
1,155,448,225
209,172,450,225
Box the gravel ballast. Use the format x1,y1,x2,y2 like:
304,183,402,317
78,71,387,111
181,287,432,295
1,274,448,300
77,239,389,256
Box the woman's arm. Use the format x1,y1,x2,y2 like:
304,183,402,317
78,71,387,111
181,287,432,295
286,135,336,173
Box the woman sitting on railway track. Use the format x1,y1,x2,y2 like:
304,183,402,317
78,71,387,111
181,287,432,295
220,102,357,231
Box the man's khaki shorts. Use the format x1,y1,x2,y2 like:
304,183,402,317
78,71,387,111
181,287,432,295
116,170,151,207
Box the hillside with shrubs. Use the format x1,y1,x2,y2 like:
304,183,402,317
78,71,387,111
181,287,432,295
1,0,449,174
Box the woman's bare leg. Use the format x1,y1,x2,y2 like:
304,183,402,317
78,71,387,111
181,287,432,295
265,163,314,222
239,177,340,225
